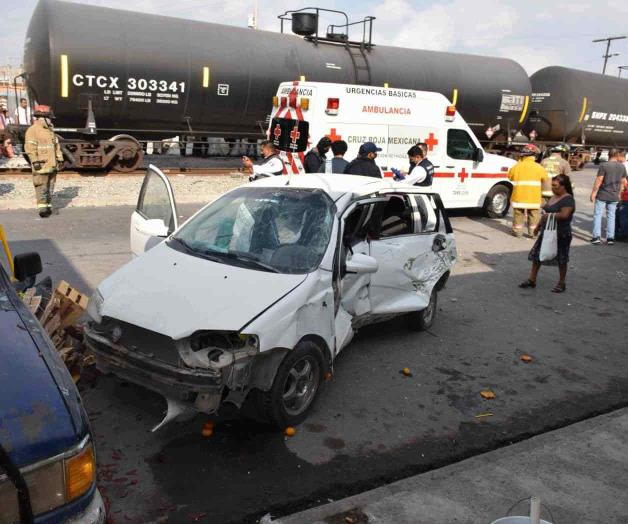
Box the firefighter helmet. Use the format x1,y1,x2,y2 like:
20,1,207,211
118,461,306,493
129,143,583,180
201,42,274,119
551,143,570,154
33,104,55,118
520,143,540,156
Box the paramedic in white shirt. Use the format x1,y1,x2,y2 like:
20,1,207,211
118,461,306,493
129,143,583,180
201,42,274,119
242,140,284,180
392,145,428,185
15,98,33,125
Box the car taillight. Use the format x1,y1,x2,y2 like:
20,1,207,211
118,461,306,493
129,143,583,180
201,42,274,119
445,105,456,122
326,98,339,115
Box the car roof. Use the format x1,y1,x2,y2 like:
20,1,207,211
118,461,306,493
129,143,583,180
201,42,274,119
251,174,434,201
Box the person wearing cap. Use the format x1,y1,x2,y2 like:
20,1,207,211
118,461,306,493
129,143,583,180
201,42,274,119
344,141,383,178
541,144,571,203
303,136,332,173
508,144,549,238
24,105,64,218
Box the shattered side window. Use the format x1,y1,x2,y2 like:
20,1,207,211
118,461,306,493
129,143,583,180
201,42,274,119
171,187,335,274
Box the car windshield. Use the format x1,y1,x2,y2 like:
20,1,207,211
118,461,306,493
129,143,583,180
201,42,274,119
169,187,335,274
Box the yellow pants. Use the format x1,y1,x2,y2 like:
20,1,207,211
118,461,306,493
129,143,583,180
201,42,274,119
33,171,57,209
512,208,540,236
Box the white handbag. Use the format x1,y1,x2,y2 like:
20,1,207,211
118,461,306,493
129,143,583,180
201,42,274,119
539,213,558,262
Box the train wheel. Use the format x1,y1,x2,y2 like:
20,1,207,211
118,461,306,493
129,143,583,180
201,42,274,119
111,136,143,172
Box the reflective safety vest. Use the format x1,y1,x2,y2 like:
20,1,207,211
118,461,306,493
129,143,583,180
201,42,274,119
416,158,434,186
541,156,570,197
508,156,548,209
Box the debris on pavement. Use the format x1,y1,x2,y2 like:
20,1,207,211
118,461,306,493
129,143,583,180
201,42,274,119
475,412,494,419
401,367,413,377
284,427,297,437
480,390,496,399
520,354,534,363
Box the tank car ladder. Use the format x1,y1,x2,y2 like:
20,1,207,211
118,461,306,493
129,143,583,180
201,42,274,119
348,45,372,86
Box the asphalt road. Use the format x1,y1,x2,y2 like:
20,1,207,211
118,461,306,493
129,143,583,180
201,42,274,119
1,168,627,524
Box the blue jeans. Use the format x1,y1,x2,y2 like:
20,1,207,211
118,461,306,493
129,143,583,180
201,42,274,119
593,199,618,239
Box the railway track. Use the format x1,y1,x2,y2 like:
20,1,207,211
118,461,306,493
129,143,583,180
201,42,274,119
0,166,244,177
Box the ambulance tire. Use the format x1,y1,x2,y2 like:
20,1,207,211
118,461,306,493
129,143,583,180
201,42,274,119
408,289,437,332
484,184,511,218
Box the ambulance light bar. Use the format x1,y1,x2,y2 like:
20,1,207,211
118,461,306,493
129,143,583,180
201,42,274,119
445,105,456,122
272,96,279,107
300,98,310,110
326,98,340,116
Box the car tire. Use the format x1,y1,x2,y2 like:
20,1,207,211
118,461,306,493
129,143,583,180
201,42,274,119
408,289,437,331
484,184,511,218
259,341,325,427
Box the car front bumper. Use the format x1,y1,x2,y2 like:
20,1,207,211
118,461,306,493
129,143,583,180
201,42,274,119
84,327,223,401
65,488,106,524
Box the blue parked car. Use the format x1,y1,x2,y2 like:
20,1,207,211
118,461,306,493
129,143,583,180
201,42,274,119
0,251,105,524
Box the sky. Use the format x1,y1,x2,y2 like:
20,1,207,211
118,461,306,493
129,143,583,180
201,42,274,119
2,0,628,76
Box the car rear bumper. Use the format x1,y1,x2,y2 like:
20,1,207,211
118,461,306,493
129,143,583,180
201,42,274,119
84,328,223,400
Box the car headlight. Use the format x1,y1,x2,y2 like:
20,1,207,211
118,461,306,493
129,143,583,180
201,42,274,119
0,439,96,523
86,290,104,323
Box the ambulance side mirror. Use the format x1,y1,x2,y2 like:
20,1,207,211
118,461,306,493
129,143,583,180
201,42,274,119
473,148,484,163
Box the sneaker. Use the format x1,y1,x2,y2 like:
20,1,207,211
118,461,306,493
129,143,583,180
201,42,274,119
607,238,615,245
591,237,601,245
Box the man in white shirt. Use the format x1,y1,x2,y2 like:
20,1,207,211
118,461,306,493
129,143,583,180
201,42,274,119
242,140,284,180
392,145,428,185
15,98,33,125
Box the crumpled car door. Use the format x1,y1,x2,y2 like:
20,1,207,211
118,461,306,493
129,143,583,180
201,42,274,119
130,165,179,256
368,192,455,315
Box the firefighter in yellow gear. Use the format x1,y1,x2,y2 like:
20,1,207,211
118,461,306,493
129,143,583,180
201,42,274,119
508,144,549,238
541,144,571,203
24,105,63,218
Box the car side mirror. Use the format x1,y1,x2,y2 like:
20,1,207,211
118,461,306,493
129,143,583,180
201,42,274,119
345,253,378,274
13,252,42,282
137,218,170,238
473,148,484,162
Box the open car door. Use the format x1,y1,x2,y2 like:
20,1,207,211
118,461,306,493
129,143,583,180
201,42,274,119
130,165,178,256
368,191,455,315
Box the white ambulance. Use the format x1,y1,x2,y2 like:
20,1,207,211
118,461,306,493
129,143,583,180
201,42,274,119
268,81,516,217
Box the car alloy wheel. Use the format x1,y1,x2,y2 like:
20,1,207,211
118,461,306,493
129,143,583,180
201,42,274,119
282,355,321,417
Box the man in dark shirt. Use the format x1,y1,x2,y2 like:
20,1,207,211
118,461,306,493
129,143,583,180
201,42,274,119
303,137,332,173
344,142,383,178
590,149,628,245
318,140,349,173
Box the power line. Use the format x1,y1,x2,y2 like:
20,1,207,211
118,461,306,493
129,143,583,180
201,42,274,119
593,35,627,74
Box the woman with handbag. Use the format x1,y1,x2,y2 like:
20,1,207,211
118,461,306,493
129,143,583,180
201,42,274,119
519,174,576,293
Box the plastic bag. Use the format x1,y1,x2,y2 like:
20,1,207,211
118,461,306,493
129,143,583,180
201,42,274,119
539,213,558,262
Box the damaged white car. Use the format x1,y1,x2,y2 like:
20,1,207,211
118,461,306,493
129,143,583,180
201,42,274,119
85,166,456,429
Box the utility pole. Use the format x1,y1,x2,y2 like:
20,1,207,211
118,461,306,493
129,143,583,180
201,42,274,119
593,36,626,74
619,66,628,78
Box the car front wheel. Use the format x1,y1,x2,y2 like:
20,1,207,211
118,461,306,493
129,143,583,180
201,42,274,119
408,289,437,331
260,341,324,427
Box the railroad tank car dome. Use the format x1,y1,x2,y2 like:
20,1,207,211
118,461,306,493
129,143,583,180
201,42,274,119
525,66,628,147
24,0,531,140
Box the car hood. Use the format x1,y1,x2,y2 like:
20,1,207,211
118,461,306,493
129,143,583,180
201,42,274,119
0,281,86,468
99,242,308,339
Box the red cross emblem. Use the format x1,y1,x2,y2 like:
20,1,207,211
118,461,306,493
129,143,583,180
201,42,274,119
273,124,282,140
326,128,342,142
458,167,469,183
425,132,439,151
290,127,301,144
